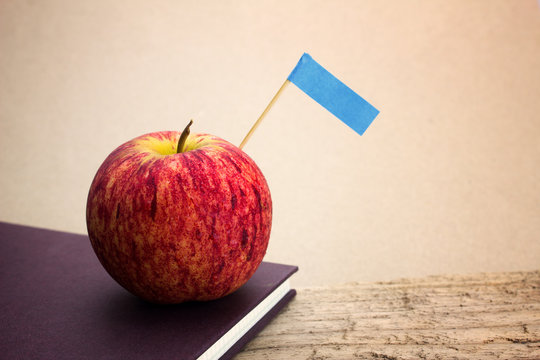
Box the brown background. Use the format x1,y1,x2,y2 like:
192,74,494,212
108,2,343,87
1,0,539,287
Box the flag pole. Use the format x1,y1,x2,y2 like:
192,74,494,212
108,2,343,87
239,79,290,150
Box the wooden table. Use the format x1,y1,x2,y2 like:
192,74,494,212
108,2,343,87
235,270,540,359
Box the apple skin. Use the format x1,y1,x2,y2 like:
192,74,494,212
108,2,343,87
86,131,272,304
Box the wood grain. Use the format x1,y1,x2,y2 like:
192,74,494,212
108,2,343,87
235,270,540,359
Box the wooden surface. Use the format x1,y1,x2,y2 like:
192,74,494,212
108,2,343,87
236,270,540,359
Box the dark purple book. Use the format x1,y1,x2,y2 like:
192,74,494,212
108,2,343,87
0,222,297,360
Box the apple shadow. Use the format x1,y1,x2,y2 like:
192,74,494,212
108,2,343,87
71,286,234,357
92,283,251,338
96,286,214,329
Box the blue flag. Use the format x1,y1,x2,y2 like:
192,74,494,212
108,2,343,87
287,53,379,135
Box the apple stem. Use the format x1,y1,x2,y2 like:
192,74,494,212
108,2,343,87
177,119,194,153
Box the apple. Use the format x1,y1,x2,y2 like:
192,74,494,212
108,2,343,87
86,121,272,304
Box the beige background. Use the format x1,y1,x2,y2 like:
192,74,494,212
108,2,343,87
1,1,539,287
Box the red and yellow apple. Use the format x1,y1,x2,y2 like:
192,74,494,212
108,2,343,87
86,123,272,304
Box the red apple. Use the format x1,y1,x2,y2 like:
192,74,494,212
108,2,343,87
86,123,272,304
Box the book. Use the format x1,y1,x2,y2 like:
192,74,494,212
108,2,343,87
0,221,297,360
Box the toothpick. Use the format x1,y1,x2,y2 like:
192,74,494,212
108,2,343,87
239,79,290,150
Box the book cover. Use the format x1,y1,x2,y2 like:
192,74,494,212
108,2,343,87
0,222,297,359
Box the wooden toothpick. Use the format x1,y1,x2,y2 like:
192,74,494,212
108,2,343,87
239,79,290,150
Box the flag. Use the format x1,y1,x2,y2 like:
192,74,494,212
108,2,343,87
287,53,379,135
